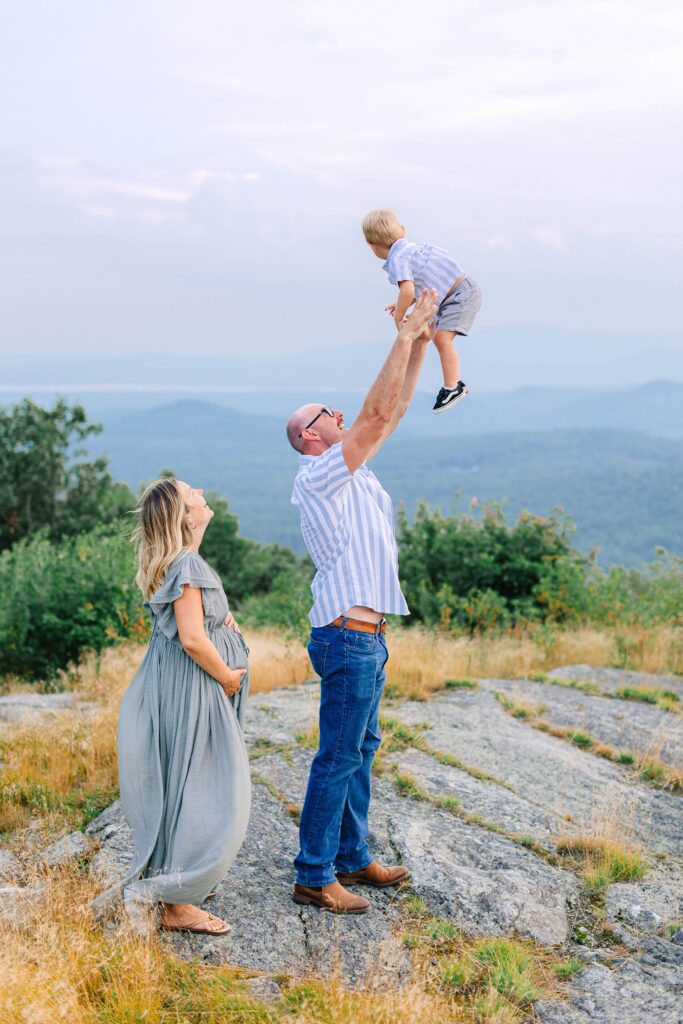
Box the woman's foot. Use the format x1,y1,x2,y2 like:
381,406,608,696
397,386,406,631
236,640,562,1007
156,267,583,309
160,902,230,935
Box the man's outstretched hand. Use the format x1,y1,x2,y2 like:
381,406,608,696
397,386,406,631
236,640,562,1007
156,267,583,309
397,288,438,342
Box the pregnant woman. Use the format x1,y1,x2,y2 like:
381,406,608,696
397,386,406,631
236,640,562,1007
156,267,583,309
96,477,251,935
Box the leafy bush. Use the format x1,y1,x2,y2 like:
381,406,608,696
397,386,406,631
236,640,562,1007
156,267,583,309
583,549,683,626
397,501,683,633
239,563,313,642
397,501,589,631
0,527,147,682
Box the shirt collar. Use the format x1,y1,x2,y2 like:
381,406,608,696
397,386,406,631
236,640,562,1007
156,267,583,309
382,237,408,271
298,440,342,464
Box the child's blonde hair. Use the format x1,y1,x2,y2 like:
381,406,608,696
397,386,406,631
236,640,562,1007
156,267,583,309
133,477,193,599
361,209,404,248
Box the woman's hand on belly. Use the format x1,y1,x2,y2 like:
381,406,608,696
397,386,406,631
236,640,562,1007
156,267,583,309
220,666,247,699
224,611,241,632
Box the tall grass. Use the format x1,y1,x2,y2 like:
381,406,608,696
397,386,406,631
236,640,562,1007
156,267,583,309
0,869,490,1024
0,634,312,834
556,796,647,892
384,624,682,701
0,865,576,1024
247,629,313,692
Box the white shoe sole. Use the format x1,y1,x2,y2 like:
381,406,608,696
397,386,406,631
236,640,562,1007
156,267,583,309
432,388,469,414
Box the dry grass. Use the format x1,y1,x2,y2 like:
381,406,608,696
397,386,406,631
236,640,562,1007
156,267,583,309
0,645,134,834
630,730,683,792
557,797,648,892
0,631,312,834
384,624,682,701
3,623,680,836
0,869,510,1024
247,629,313,693
494,693,547,720
6,625,678,1024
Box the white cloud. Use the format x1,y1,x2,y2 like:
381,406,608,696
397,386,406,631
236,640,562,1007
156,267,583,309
485,236,516,252
43,174,191,204
527,227,570,254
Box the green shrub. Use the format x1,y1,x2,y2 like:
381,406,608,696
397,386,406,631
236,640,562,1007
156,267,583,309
583,549,683,626
397,501,683,632
239,564,313,642
0,527,147,682
197,491,313,606
398,501,588,630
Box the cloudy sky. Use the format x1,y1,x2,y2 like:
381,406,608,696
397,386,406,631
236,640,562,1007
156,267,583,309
1,0,682,366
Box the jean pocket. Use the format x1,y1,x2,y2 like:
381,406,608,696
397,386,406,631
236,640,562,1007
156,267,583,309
344,631,377,652
308,638,329,679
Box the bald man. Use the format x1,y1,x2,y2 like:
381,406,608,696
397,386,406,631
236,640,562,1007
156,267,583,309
285,288,438,915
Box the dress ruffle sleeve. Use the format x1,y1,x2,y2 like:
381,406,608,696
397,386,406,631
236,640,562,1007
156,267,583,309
146,550,221,641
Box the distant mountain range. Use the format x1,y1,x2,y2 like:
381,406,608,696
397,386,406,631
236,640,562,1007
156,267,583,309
2,325,682,392
77,394,683,567
3,375,681,565
4,379,683,439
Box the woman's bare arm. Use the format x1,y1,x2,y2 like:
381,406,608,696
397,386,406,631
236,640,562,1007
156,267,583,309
174,585,244,696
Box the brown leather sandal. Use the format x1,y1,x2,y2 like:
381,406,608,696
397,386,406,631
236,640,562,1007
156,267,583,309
160,912,231,935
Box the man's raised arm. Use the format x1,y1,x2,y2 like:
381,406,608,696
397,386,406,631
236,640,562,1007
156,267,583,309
342,289,437,474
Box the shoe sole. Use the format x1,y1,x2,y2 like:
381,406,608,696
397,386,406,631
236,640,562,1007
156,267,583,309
292,894,370,914
433,389,468,414
160,923,231,935
335,872,411,889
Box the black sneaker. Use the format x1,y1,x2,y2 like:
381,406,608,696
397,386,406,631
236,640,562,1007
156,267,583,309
432,382,468,414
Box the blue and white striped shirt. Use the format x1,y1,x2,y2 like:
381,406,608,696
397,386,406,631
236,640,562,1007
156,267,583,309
383,238,463,303
291,442,409,627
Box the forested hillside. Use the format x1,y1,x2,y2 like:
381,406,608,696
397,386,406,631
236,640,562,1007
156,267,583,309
88,399,683,565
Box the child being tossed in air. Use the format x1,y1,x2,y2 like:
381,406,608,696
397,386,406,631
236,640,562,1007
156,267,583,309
362,208,482,413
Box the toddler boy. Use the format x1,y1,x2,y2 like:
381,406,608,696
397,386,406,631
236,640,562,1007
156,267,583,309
362,209,481,413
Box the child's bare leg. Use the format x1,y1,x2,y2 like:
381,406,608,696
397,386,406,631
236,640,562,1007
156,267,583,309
433,330,461,388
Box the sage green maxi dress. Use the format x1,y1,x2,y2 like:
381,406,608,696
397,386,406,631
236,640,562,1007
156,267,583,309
96,549,251,912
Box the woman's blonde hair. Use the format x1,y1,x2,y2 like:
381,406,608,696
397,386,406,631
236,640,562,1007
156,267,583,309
133,477,193,599
361,208,404,248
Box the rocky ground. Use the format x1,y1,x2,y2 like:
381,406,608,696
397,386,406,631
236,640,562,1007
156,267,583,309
3,665,682,1022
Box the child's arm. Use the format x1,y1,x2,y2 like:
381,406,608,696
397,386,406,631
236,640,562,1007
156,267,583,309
393,280,416,329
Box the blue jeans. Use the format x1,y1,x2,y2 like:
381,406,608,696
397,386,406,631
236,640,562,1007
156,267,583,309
294,622,389,887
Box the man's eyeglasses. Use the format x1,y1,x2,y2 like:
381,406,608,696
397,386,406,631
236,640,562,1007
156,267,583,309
298,405,335,437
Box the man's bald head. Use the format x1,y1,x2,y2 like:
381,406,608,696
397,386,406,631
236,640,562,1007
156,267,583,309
286,403,345,454
286,404,320,453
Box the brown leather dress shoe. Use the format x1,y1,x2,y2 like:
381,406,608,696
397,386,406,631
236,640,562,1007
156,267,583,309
336,860,411,888
292,881,371,914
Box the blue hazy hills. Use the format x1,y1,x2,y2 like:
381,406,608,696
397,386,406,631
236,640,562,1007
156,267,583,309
72,380,683,567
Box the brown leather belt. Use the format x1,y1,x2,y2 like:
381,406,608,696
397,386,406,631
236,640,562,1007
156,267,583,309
330,615,387,635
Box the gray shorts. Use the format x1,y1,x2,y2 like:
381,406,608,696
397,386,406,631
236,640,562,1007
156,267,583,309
434,276,482,335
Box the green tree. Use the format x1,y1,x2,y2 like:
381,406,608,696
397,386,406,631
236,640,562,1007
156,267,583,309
0,398,134,550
